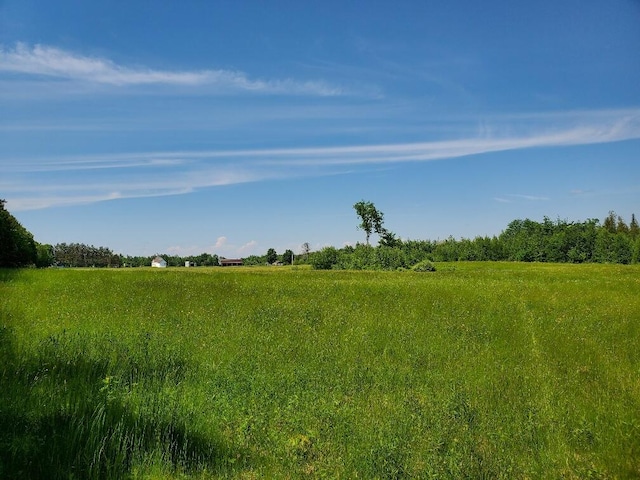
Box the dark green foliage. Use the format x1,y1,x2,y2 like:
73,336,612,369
184,252,219,267
310,246,340,270
303,212,639,270
603,211,617,233
85,251,219,267
629,214,639,239
281,249,294,265
242,254,267,266
379,229,402,248
594,230,633,264
0,200,37,268
310,244,410,271
266,248,278,265
633,237,640,264
371,245,408,270
35,243,54,268
54,243,121,267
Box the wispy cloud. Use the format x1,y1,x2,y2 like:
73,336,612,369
3,108,640,211
7,107,640,175
570,189,594,196
494,194,549,203
0,43,343,96
238,240,258,254
506,194,549,201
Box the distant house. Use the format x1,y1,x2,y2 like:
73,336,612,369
219,258,243,267
151,256,167,268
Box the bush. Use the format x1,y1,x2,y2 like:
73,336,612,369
375,246,409,270
411,260,436,272
310,247,340,270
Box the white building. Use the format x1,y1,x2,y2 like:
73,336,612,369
151,256,167,268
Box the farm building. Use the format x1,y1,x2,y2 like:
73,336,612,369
151,256,167,268
219,258,243,267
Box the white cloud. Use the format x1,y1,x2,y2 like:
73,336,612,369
570,189,593,196
3,108,640,211
0,43,343,95
238,240,258,253
214,236,227,248
7,108,640,176
493,194,548,203
505,194,549,201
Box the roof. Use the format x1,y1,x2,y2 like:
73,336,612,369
219,258,243,265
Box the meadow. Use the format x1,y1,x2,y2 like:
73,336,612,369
1,263,639,478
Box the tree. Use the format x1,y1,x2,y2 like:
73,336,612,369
379,228,401,248
629,213,639,239
0,199,37,267
617,215,629,234
36,243,54,268
603,211,617,233
301,242,311,259
310,246,339,270
266,248,278,265
281,249,294,265
353,200,385,245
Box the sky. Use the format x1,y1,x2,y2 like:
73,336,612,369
1,1,639,258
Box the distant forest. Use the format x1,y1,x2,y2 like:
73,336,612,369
1,199,639,269
308,212,640,270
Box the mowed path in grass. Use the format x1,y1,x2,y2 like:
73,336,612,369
1,263,639,478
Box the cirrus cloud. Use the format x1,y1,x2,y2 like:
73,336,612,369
0,43,344,95
2,108,640,211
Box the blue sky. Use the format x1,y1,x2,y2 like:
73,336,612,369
1,1,639,257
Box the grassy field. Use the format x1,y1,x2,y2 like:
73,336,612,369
1,263,639,479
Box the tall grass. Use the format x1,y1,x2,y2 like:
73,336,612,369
1,264,639,478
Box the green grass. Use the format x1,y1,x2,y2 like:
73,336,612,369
1,263,639,478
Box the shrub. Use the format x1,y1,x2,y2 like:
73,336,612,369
411,260,436,272
310,247,340,270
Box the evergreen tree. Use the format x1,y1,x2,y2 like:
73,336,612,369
630,213,639,239
603,211,617,233
617,215,629,234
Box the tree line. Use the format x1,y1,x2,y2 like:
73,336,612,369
1,197,639,269
306,209,640,270
51,247,221,268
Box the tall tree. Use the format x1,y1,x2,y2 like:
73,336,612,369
0,199,37,267
266,248,278,265
630,213,639,239
353,200,385,245
603,211,617,233
281,249,294,265
36,243,54,268
617,215,630,234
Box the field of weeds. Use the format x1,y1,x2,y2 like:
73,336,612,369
1,263,639,478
